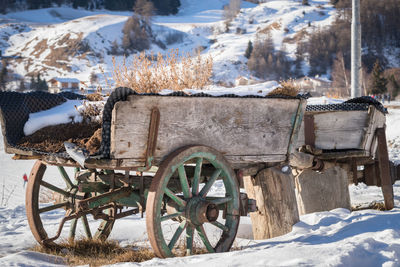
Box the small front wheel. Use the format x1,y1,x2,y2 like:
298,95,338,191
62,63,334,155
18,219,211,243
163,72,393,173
146,146,240,258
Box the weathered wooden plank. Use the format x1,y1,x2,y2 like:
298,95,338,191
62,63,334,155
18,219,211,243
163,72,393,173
243,167,299,240
111,95,304,164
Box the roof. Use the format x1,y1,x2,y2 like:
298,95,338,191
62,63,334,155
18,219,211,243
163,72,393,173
50,77,80,83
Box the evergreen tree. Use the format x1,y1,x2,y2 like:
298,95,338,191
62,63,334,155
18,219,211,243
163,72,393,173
110,40,119,55
302,0,309,5
90,71,98,84
30,76,36,90
294,45,304,78
389,74,400,98
151,0,181,15
105,0,134,10
0,60,8,91
244,40,253,59
18,79,26,92
369,60,388,95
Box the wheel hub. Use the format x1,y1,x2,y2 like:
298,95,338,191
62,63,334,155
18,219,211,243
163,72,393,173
185,196,219,225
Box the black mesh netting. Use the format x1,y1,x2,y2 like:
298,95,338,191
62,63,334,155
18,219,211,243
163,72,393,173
306,96,387,114
0,91,85,152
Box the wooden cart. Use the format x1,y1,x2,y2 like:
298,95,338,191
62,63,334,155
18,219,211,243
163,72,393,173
0,90,306,258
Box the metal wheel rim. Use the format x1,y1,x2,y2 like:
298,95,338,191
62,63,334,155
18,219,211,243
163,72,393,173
146,145,240,258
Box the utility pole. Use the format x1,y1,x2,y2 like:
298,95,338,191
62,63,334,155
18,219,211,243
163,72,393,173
351,0,362,97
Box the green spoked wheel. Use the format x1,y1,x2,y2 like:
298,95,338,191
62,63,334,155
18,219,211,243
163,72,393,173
26,161,114,247
146,146,240,258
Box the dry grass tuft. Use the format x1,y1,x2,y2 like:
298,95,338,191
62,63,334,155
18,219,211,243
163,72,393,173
268,80,299,97
86,93,104,101
258,21,282,34
31,239,155,266
111,49,213,93
352,201,386,211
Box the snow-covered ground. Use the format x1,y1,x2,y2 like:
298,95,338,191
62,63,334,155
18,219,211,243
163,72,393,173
1,97,400,266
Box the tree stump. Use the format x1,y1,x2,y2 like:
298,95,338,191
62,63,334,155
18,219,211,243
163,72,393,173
295,166,351,215
243,167,299,240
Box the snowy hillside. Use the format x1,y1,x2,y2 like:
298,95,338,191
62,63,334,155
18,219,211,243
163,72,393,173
0,0,338,87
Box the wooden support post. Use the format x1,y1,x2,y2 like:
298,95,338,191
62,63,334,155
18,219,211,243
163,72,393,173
376,128,394,210
364,163,378,186
243,167,299,240
295,167,351,215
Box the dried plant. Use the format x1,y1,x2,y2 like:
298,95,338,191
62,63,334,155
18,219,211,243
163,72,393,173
112,49,213,93
31,239,155,266
268,79,299,97
75,101,104,123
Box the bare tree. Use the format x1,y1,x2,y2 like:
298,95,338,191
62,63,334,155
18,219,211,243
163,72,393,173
223,0,241,22
134,0,154,23
331,52,350,96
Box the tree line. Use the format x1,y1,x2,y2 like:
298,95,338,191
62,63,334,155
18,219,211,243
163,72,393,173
0,0,181,15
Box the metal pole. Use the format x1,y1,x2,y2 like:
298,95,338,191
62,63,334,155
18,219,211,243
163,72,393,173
351,0,362,97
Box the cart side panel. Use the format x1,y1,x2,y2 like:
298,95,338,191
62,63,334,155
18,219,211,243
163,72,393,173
297,110,368,150
296,107,386,151
111,95,304,164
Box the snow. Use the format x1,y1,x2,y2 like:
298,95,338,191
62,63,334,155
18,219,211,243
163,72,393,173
1,0,400,265
1,99,400,266
23,100,83,135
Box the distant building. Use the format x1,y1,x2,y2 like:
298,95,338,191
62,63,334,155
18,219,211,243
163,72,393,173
292,76,332,96
48,77,80,93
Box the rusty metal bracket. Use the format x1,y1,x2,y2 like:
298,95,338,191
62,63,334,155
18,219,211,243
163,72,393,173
239,193,257,216
304,114,316,147
137,107,160,172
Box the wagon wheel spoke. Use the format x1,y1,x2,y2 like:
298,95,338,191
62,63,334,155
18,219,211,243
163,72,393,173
38,202,68,214
81,214,92,239
199,169,222,197
192,158,203,196
40,180,71,198
186,224,194,255
69,218,78,240
57,166,74,189
196,225,215,253
210,221,229,233
168,220,187,250
165,188,187,207
178,165,191,198
208,196,232,205
161,212,184,222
